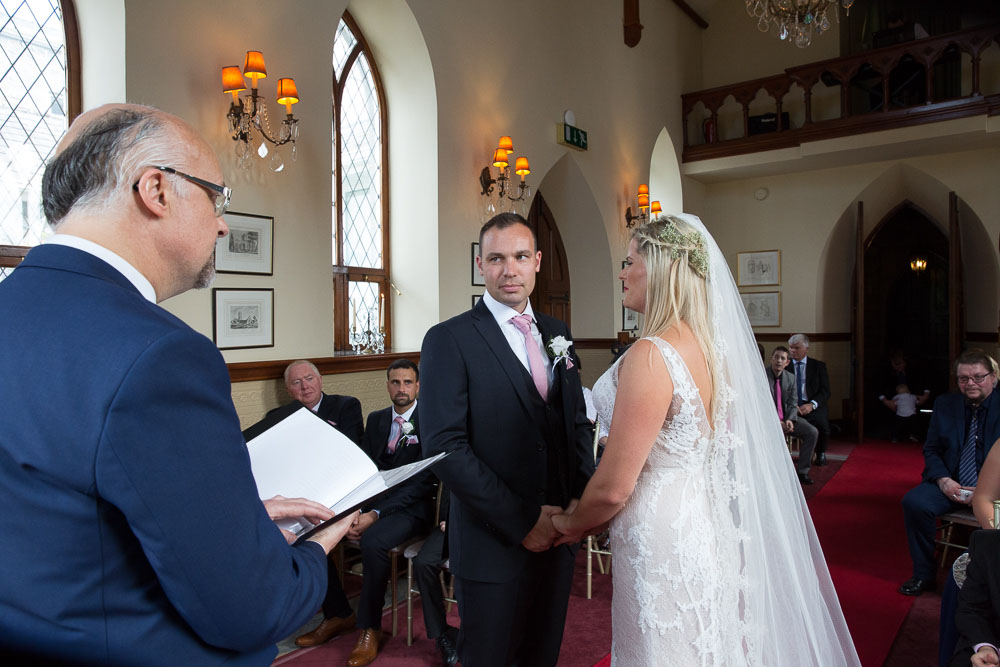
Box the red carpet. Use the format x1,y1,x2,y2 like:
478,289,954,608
808,440,925,666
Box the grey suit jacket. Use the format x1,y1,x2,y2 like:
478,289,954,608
765,366,799,422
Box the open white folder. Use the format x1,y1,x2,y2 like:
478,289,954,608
246,406,445,537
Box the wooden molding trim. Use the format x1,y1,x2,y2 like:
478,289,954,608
967,331,1000,343
671,0,709,29
752,332,851,343
574,338,619,349
228,351,421,383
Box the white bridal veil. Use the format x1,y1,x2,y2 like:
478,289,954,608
676,213,861,666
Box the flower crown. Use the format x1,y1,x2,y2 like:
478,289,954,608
656,217,710,278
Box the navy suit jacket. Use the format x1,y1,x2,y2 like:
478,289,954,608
0,245,327,665
954,529,1000,661
420,300,595,582
264,393,364,446
360,405,434,521
793,356,831,411
922,390,1000,483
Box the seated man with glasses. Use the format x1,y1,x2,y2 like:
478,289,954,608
899,349,1000,596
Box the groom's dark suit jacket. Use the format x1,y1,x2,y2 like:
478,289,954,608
420,300,594,583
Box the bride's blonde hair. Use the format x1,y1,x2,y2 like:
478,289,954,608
633,215,718,418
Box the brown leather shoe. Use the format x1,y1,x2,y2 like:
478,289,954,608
295,613,356,647
346,628,382,667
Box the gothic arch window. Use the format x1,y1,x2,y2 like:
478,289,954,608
0,0,80,280
332,12,390,350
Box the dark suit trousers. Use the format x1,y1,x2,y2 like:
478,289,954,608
356,511,427,629
413,527,449,639
799,405,830,454
902,481,964,580
323,558,353,619
455,544,576,667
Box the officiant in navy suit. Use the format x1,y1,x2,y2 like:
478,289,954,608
420,213,595,667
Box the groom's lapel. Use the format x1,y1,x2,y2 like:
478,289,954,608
470,303,537,415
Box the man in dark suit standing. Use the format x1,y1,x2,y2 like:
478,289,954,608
765,346,819,484
0,104,354,664
343,358,438,667
268,360,364,446
900,349,1000,596
421,213,595,667
788,333,832,466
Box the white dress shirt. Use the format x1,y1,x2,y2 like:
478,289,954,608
388,400,418,444
480,290,553,385
45,234,157,303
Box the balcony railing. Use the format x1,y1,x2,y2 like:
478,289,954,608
681,23,1000,163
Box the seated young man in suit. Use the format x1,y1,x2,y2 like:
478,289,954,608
268,360,364,445
342,358,438,667
765,346,819,485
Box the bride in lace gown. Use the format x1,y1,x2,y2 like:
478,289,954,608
553,215,860,666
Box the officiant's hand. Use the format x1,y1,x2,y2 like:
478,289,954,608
347,511,378,540
263,495,336,544
307,510,361,554
522,505,561,552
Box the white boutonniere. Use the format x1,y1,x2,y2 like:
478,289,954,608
547,335,574,370
400,420,418,445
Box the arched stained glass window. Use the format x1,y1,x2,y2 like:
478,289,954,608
0,0,79,280
332,12,390,350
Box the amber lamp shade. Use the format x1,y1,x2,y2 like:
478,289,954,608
492,148,509,169
276,78,299,105
221,66,246,94
514,157,530,176
243,51,267,86
638,193,650,208
498,136,514,154
650,200,662,215
638,183,649,197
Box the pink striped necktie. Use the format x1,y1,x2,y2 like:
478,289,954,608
775,376,784,420
511,314,549,402
387,415,405,454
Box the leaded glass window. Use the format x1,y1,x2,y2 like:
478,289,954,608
332,13,390,351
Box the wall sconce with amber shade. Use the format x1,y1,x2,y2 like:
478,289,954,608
910,257,927,273
624,184,661,228
221,51,299,171
479,136,532,219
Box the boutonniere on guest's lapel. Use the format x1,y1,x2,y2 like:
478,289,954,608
547,335,574,370
400,420,418,445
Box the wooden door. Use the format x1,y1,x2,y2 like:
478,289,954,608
527,193,571,324
853,201,865,443
949,191,964,388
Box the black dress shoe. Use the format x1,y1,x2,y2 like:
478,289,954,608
436,630,459,667
814,452,828,466
898,577,936,596
798,473,814,485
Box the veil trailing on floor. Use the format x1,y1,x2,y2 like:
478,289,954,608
674,213,861,666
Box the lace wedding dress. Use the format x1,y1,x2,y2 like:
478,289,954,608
594,337,747,666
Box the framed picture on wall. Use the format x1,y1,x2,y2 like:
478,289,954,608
740,291,781,327
472,293,483,308
622,305,640,331
213,288,274,349
215,212,273,275
471,242,485,286
736,249,780,287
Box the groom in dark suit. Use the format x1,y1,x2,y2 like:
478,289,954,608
421,213,595,667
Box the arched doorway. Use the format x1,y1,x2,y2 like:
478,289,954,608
527,192,571,324
862,202,950,438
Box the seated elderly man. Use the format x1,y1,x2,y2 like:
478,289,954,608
268,360,364,445
899,349,1000,596
788,334,832,466
765,346,819,485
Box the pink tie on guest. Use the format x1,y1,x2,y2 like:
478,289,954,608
775,376,784,421
511,314,549,402
387,415,406,454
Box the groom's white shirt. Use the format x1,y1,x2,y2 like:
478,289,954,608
481,290,553,385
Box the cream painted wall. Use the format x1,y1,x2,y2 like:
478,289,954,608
75,0,126,107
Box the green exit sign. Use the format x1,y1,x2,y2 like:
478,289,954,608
557,123,588,151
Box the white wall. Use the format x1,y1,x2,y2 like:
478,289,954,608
75,0,126,107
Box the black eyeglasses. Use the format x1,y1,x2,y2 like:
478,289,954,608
132,166,232,217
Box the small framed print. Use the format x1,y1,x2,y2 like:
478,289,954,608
740,291,781,327
215,212,273,275
736,250,780,287
472,293,483,308
622,305,640,331
471,242,485,286
213,288,274,349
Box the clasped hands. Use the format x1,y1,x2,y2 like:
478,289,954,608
521,500,606,552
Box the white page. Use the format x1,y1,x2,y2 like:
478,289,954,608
246,408,377,508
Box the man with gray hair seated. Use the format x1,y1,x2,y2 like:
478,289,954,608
788,333,832,466
263,359,364,446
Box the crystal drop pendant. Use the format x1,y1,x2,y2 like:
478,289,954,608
257,142,268,158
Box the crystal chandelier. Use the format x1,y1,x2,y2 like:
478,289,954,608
221,51,300,172
747,0,854,48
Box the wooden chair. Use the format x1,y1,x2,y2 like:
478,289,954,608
785,433,802,456
935,508,979,567
586,532,611,600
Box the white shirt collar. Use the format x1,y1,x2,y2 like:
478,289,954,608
45,234,157,303
481,289,536,328
392,399,417,422
309,395,324,413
